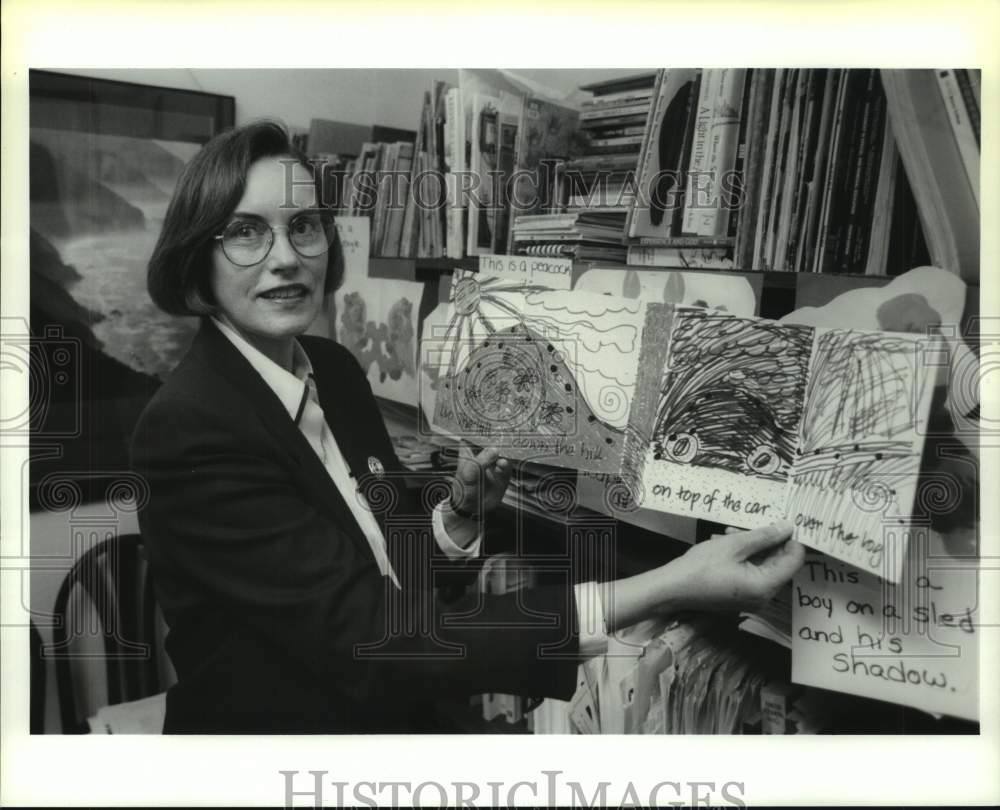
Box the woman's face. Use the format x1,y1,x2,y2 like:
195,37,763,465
210,156,327,352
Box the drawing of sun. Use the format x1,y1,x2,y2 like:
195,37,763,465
431,272,636,454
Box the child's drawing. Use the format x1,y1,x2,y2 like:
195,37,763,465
652,310,813,482
628,302,935,582
332,217,423,406
430,270,647,473
786,328,935,579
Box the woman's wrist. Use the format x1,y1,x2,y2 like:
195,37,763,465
600,561,687,633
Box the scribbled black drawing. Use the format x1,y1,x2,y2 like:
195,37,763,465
785,329,928,573
790,329,923,511
651,309,814,482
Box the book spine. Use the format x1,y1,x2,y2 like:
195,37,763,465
580,125,646,139
637,235,734,248
580,103,651,121
833,70,876,272
580,113,650,130
813,70,852,273
565,155,641,174
581,143,643,156
625,69,667,239
444,87,464,258
774,70,809,271
399,94,429,258
670,70,702,237
370,144,391,254
786,70,823,272
582,88,655,107
701,68,747,237
764,69,797,269
726,68,755,240
517,243,573,257
681,70,718,234
797,69,837,273
588,134,645,148
935,68,980,205
735,68,773,271
863,122,898,276
751,68,785,270
954,69,981,145
382,144,413,257
847,79,887,271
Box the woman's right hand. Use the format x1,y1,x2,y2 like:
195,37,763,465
660,521,805,613
599,521,806,632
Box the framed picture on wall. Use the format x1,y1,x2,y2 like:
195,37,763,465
27,70,235,508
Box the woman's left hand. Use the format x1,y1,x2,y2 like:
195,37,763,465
448,444,513,518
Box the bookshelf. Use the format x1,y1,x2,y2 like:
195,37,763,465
337,68,981,735
328,68,979,286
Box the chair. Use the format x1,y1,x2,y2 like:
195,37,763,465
50,532,174,733
30,619,45,734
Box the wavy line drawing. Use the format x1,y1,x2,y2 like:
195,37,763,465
651,309,814,482
432,271,642,469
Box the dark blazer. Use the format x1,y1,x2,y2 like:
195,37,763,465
131,319,579,733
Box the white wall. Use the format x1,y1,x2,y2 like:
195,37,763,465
57,67,645,132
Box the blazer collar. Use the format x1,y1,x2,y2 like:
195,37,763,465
189,318,369,544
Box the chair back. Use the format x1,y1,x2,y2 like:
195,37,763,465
50,532,174,733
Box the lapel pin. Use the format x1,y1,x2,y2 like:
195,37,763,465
367,456,385,478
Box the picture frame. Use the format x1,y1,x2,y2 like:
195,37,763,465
28,70,235,508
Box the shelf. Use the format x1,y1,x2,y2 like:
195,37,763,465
369,254,911,280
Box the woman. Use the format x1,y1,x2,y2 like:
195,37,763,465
132,121,804,733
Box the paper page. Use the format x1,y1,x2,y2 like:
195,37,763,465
786,328,937,581
627,305,814,526
781,265,977,448
332,217,423,406
420,259,571,433
430,270,647,473
791,540,978,721
479,253,574,289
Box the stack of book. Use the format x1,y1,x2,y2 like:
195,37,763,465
742,68,909,275
624,68,941,276
507,74,657,264
624,68,746,268
510,210,628,262
315,140,416,257
393,73,586,260
556,74,656,228
398,84,452,260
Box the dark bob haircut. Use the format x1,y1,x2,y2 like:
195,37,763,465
147,120,344,316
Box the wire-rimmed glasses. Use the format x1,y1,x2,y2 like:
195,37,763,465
214,210,335,267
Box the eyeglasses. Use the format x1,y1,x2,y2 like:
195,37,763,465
214,210,335,267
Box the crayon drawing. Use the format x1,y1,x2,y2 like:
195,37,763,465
332,218,423,407
625,305,815,528
786,328,935,579
652,310,813,482
430,271,647,473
